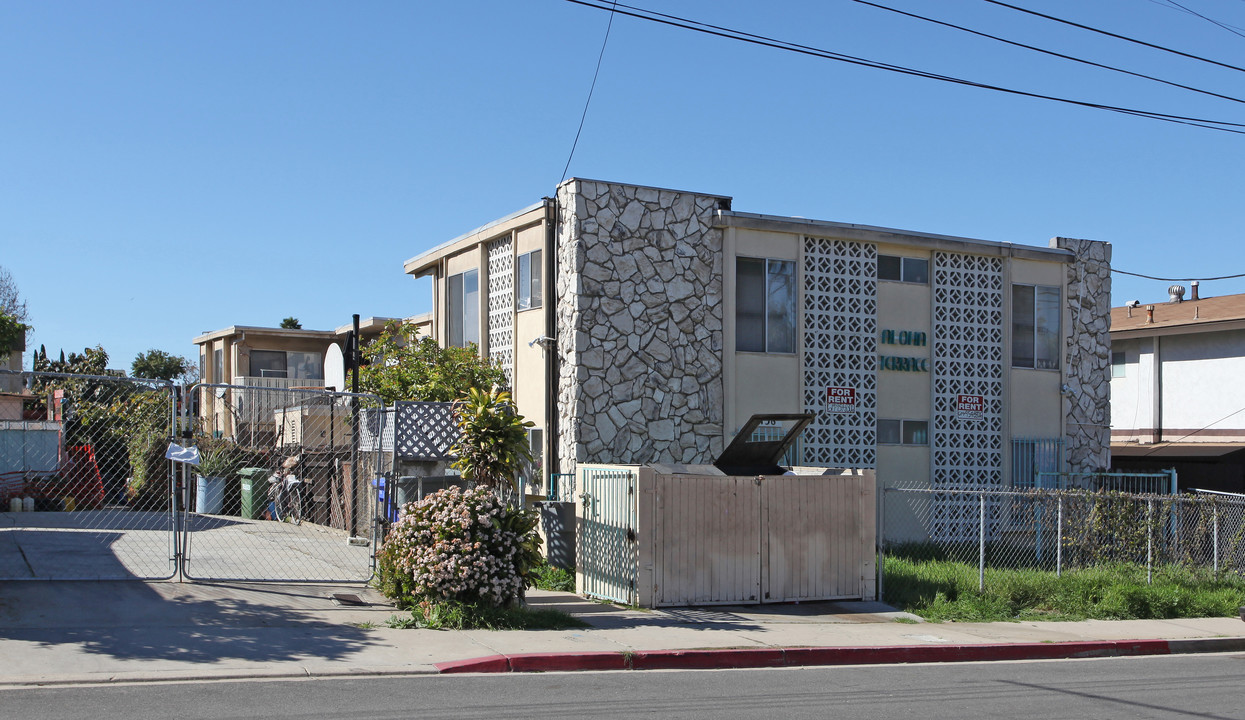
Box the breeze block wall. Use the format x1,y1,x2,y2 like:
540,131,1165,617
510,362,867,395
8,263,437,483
556,179,727,469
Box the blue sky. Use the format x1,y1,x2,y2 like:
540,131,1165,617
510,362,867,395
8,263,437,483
3,0,1243,372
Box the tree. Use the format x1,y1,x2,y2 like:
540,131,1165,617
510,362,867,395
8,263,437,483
358,322,507,404
0,265,29,323
0,313,26,357
280,317,302,329
131,349,194,382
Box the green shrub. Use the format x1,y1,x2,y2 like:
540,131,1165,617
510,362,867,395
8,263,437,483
531,559,576,592
377,485,542,609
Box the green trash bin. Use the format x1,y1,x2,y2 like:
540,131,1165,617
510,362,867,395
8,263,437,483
238,468,269,519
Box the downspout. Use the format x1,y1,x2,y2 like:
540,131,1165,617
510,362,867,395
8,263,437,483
543,196,560,477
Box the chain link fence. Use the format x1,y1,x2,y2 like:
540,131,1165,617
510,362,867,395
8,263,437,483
184,383,387,581
881,486,1245,594
0,370,177,579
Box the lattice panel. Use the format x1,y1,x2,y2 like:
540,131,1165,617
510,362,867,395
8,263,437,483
930,251,1004,541
487,236,515,386
802,237,877,468
394,401,458,460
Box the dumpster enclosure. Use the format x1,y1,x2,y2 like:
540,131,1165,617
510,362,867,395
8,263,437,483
577,463,876,607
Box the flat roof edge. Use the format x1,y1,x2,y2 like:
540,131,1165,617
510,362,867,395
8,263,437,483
716,211,1074,261
404,201,547,274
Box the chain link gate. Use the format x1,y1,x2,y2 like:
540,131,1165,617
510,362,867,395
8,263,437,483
0,370,178,580
180,383,386,582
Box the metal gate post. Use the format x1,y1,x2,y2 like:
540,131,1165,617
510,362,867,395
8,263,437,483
978,492,986,592
877,486,886,603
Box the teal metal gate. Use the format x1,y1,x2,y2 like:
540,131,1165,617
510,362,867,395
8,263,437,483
577,466,637,605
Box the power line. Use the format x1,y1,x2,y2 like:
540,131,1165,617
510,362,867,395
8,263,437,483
561,1,619,184
562,0,1245,134
979,0,1245,73
1154,0,1245,38
852,0,1245,106
1113,269,1245,282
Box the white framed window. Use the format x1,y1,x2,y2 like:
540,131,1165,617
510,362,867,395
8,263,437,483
1012,284,1061,370
249,350,324,380
517,250,542,311
736,257,797,353
877,419,929,445
878,255,929,284
448,269,480,348
213,348,223,384
1111,351,1126,378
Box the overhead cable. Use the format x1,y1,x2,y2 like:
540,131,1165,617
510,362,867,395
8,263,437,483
979,0,1245,73
563,0,1245,134
561,1,619,183
853,0,1245,106
1113,269,1245,281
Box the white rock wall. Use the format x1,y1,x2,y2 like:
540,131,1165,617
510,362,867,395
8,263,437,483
1055,236,1112,473
556,180,726,470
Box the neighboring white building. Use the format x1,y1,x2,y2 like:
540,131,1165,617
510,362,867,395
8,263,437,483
405,178,1114,526
1110,286,1245,492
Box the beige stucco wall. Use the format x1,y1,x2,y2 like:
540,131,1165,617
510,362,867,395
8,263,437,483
513,306,547,430
875,276,932,421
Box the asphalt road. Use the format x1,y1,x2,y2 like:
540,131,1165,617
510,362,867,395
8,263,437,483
7,653,1244,719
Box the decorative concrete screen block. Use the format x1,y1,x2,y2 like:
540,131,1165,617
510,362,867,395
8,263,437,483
931,251,1005,542
1055,237,1112,473
802,236,878,468
487,234,515,387
394,401,457,461
556,180,726,469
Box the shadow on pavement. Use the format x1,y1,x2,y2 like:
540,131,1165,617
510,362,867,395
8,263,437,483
0,580,383,665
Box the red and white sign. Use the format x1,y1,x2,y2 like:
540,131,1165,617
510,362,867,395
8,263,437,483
826,387,857,413
957,394,985,420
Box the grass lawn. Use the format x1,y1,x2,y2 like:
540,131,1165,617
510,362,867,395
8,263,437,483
883,556,1245,622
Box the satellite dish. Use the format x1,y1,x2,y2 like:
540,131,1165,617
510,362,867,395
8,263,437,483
324,343,346,394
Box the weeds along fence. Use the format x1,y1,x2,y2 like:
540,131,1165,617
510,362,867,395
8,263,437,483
880,486,1245,595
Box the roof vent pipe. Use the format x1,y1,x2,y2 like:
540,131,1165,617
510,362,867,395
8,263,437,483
1168,284,1186,303
1191,280,1200,300
1146,305,1155,323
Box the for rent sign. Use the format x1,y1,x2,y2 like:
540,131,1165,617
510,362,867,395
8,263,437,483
826,387,857,413
957,394,985,420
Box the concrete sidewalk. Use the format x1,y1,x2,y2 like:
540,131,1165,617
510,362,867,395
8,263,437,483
1,581,1243,685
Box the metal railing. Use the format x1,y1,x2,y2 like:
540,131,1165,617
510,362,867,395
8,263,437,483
1035,470,1177,494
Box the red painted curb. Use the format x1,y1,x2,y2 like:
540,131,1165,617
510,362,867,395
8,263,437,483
508,652,628,673
435,655,511,674
435,638,1200,674
631,648,788,671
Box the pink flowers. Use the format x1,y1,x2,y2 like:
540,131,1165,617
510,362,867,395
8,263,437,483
379,485,537,606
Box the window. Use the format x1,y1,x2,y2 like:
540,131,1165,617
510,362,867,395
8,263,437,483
448,269,480,347
213,348,223,384
878,255,929,283
1111,351,1126,378
521,428,543,491
736,257,797,353
517,250,542,311
250,350,324,380
1012,284,1061,370
877,419,929,445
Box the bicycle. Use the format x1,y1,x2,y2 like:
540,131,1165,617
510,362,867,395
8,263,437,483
267,455,304,525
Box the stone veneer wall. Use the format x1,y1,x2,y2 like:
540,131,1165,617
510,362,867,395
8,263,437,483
1055,237,1112,473
555,180,726,469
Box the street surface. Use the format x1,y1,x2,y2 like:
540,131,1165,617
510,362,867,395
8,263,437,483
5,653,1243,719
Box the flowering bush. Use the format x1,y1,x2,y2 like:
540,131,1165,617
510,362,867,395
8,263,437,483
377,485,542,609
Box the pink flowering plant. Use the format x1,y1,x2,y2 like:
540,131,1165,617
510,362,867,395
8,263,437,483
377,485,542,609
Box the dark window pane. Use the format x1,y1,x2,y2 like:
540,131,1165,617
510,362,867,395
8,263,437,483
448,272,464,347
251,350,287,378
736,257,765,352
1035,285,1061,370
1012,284,1035,368
877,419,901,444
878,255,901,281
903,420,928,445
463,269,479,346
517,252,531,311
530,250,542,309
903,257,929,284
766,259,796,353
